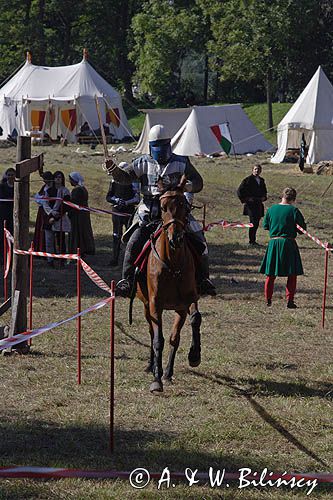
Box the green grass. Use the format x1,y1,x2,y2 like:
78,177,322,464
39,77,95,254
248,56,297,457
0,144,332,498
128,102,294,145
244,103,293,145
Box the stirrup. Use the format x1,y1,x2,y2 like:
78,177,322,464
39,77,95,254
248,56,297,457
115,278,132,298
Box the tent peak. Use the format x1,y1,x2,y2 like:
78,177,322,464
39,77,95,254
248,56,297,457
26,51,32,64
82,48,89,61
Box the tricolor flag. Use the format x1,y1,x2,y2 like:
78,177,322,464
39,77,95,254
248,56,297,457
210,123,232,154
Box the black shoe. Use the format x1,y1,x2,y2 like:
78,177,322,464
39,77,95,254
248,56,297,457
249,241,260,246
115,278,132,298
199,278,216,296
287,300,297,309
266,299,272,307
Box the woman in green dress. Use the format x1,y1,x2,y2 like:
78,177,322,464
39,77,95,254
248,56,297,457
260,187,306,308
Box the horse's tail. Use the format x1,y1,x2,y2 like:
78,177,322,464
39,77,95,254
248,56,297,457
129,267,140,325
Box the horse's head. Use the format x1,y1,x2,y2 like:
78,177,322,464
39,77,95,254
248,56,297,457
159,176,189,250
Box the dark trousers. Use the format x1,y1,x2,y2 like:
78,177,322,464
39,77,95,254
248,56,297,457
249,215,261,243
112,214,131,239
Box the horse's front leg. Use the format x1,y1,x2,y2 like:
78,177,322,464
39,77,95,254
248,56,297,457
149,301,164,393
188,302,201,367
144,304,154,373
164,309,187,383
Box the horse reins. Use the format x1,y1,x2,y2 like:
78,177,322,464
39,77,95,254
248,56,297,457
150,190,187,277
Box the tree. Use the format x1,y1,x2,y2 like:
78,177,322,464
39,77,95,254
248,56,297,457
130,0,208,104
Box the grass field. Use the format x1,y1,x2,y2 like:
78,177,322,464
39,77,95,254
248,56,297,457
0,143,332,499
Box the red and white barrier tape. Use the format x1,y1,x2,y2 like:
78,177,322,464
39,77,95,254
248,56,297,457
296,224,330,250
14,249,78,260
0,297,112,352
204,220,253,231
80,259,112,294
0,466,331,483
35,197,132,218
4,228,14,278
5,229,112,295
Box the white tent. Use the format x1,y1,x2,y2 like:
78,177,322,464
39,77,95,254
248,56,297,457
135,105,272,155
271,66,333,165
134,108,192,154
0,53,132,143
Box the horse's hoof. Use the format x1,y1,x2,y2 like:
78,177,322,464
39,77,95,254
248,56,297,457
188,351,201,368
150,381,163,393
162,376,173,385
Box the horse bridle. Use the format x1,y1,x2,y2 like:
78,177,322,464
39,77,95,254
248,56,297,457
159,191,187,231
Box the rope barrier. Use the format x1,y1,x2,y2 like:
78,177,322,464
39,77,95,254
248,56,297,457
0,297,111,352
204,220,253,231
296,224,330,250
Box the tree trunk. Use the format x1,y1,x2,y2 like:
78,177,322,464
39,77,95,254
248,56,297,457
203,55,209,104
37,0,46,65
266,67,273,130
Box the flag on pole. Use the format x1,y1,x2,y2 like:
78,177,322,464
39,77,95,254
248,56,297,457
210,123,232,154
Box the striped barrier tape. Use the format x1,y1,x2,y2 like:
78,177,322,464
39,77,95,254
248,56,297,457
204,220,254,231
5,229,111,295
80,259,112,294
296,224,330,250
14,249,79,260
0,297,112,352
35,197,132,218
0,466,331,484
4,228,14,278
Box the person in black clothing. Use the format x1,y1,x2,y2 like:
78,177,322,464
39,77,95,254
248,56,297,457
0,168,15,264
237,164,267,246
106,162,139,266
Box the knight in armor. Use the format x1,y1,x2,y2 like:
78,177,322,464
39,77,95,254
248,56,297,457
104,124,216,297
106,162,140,266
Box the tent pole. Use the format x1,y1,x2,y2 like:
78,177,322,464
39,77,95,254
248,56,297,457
226,120,237,161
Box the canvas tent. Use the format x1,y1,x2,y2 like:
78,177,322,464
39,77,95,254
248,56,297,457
0,52,132,143
135,105,272,156
134,108,192,154
271,66,333,165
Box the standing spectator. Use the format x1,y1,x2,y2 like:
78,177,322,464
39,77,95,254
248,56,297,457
260,187,306,308
33,171,57,267
68,172,95,257
237,164,267,245
50,171,71,259
106,162,140,266
0,168,15,264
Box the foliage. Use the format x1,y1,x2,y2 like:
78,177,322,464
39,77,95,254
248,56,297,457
0,0,332,105
130,0,209,104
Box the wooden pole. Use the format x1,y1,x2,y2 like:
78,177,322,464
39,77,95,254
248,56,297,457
11,136,31,351
94,96,109,158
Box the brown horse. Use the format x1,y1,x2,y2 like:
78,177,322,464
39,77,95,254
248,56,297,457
136,177,202,393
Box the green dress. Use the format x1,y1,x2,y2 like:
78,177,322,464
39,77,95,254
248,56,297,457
259,204,306,277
